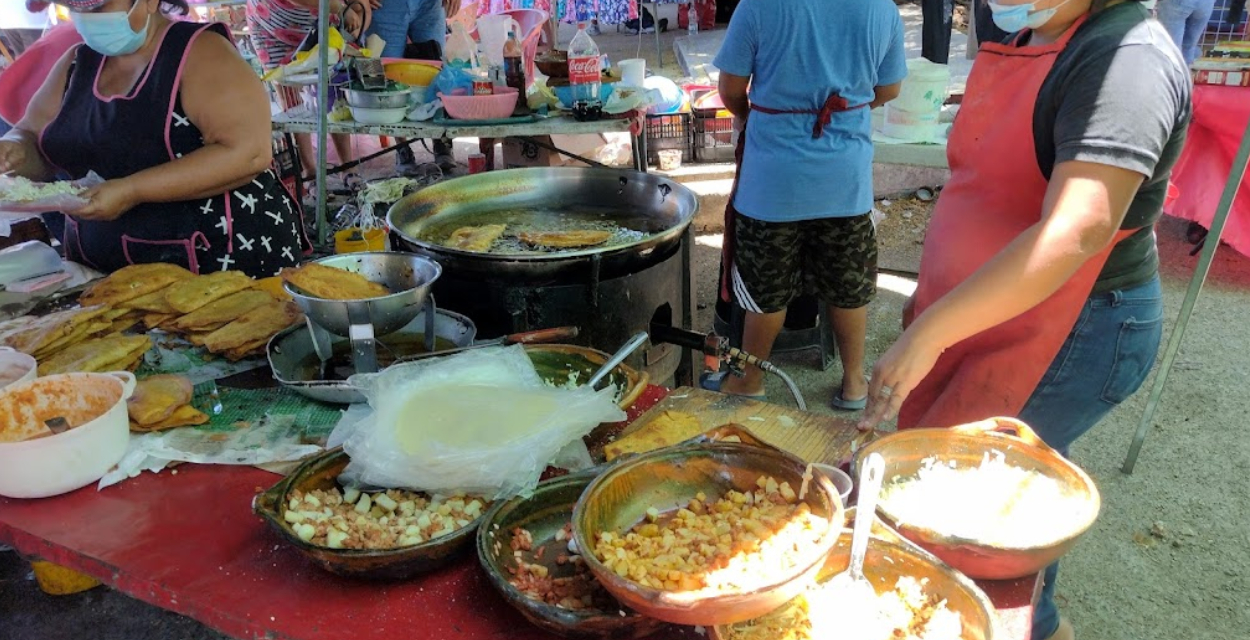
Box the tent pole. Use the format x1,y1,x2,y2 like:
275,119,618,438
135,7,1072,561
315,0,331,248
1122,116,1250,474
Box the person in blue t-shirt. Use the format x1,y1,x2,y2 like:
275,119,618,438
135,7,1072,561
703,0,907,409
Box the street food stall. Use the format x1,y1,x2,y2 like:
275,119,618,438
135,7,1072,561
0,197,1104,638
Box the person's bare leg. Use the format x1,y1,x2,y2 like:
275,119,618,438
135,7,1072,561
294,133,316,178
330,133,355,165
828,304,869,401
720,309,786,396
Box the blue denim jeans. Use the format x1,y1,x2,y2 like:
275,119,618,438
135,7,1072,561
365,0,447,58
1157,0,1217,65
1018,275,1164,639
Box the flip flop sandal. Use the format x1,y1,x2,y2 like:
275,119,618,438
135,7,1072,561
699,371,767,401
829,390,868,412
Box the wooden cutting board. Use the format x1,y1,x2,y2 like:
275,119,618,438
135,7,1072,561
606,386,875,465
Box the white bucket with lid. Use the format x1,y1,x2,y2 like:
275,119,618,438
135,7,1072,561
882,58,950,142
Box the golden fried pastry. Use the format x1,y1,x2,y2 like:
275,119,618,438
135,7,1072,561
280,263,390,300
127,374,195,426
122,288,179,314
164,271,254,314
604,410,703,461
170,290,273,333
254,276,293,302
223,337,270,362
130,404,209,433
0,305,109,356
80,263,195,307
518,230,612,249
142,312,176,330
202,301,303,354
37,334,151,376
446,224,507,252
30,319,112,361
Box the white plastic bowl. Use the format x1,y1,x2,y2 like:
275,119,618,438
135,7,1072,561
0,371,136,499
349,105,410,125
0,347,37,391
812,463,854,506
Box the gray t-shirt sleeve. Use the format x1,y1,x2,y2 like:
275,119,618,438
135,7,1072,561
1051,44,1189,178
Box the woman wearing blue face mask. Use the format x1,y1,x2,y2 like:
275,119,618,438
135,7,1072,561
857,0,1191,638
0,0,308,278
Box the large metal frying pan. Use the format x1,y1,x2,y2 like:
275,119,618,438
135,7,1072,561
386,168,699,282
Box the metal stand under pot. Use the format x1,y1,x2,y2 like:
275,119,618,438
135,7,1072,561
285,252,444,376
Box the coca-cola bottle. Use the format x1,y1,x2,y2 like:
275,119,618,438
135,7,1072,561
567,23,603,121
503,30,530,116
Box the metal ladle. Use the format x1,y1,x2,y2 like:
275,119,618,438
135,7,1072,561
587,331,649,390
823,452,885,613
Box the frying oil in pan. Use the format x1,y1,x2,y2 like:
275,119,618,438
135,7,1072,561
417,205,657,254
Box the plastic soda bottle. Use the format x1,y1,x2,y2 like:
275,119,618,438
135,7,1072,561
567,23,603,121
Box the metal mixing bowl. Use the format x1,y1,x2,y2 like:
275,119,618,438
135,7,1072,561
710,519,996,640
344,87,413,110
477,471,670,639
572,443,844,627
252,448,486,579
284,252,442,337
854,417,1101,580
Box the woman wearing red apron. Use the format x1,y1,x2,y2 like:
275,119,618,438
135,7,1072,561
858,1,1191,638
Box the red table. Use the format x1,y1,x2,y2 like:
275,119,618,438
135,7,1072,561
0,386,1039,640
1168,84,1250,256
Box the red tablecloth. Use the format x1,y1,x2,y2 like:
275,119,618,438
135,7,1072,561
0,385,1037,640
1168,84,1250,256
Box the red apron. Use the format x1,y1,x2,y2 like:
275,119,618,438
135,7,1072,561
900,17,1134,429
719,94,866,303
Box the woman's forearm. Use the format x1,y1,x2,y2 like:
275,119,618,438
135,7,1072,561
122,142,272,204
909,218,1115,353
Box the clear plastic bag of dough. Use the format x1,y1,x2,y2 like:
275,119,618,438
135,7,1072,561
339,345,625,500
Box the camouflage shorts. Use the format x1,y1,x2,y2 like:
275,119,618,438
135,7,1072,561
731,212,877,313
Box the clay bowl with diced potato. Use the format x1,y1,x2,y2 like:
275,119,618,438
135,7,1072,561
571,443,845,627
253,447,490,580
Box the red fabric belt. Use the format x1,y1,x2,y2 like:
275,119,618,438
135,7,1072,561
750,93,866,139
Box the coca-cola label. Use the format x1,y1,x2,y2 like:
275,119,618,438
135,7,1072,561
568,56,600,84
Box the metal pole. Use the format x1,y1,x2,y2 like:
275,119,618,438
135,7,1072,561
315,0,331,248
1123,115,1250,474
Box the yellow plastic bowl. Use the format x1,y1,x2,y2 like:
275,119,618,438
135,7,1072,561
30,561,101,595
384,61,441,86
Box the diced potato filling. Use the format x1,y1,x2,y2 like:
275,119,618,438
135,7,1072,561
282,487,487,550
591,475,829,592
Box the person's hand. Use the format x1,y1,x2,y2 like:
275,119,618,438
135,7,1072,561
0,140,29,175
443,0,461,18
857,328,944,432
343,5,363,37
72,179,139,222
369,0,382,8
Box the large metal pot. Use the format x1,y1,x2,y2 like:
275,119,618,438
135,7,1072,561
854,417,1101,580
387,168,699,283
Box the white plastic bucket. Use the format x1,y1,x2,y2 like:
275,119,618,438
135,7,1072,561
618,58,646,88
881,59,949,143
893,58,951,114
881,104,944,143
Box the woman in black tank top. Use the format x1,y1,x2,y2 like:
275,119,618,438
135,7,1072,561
0,0,308,277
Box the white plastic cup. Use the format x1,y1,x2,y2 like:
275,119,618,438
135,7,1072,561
618,58,646,88
812,463,854,507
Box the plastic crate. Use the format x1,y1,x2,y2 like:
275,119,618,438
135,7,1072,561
693,108,738,163
645,113,694,167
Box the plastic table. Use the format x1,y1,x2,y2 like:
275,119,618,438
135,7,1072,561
0,385,1039,640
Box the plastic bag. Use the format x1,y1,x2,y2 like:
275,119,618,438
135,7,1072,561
0,171,104,217
432,64,476,100
444,23,478,69
339,345,626,500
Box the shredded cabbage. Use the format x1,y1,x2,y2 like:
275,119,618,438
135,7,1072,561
0,176,83,203
359,178,418,205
